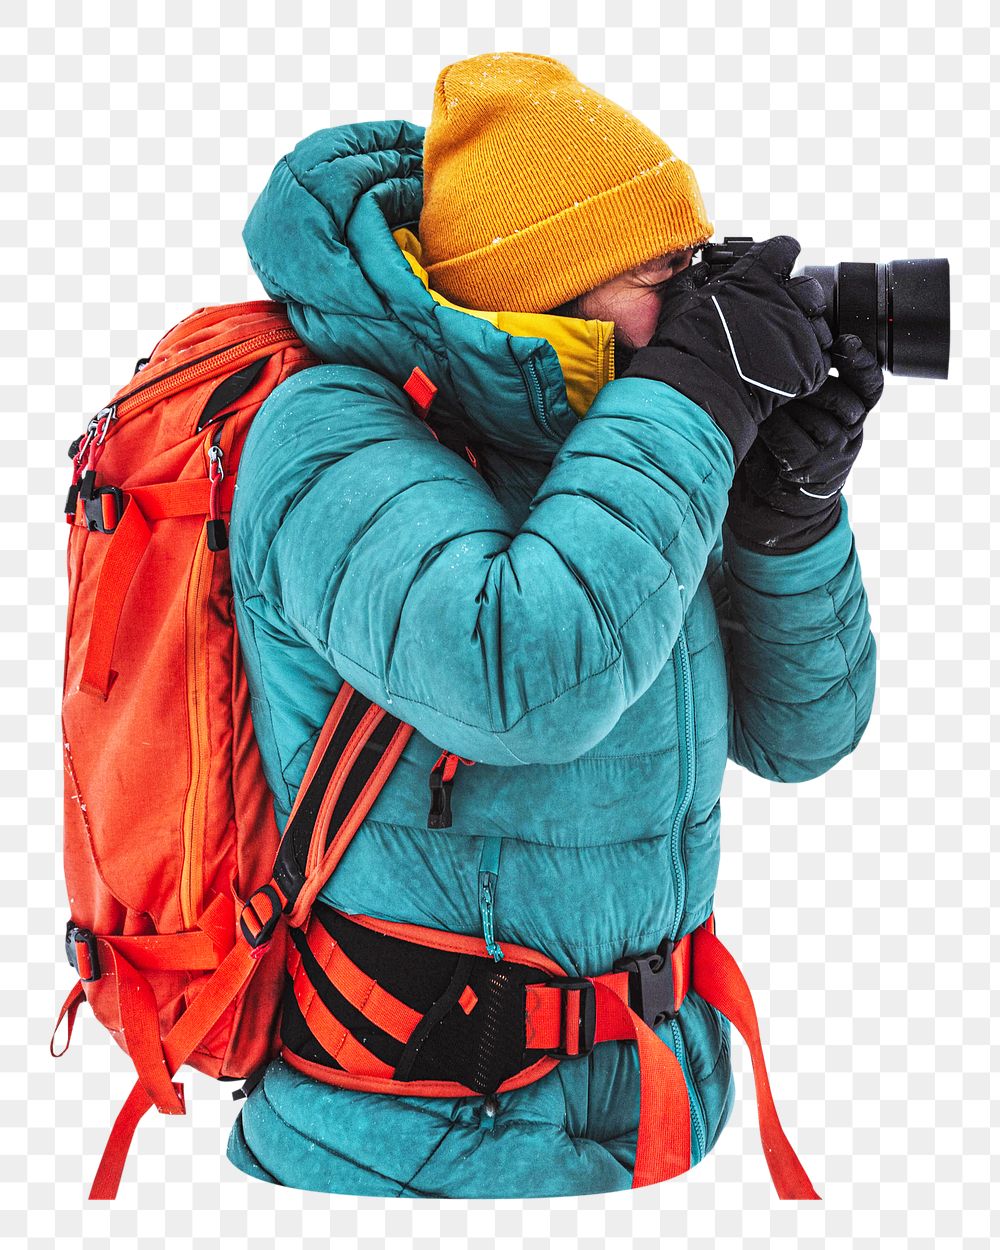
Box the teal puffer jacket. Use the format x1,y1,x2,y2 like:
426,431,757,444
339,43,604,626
226,120,876,1197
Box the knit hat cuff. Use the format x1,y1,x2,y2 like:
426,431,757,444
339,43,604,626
424,154,713,314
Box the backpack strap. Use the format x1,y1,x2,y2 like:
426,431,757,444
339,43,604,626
688,924,819,1199
270,681,415,928
74,477,237,700
84,681,413,1200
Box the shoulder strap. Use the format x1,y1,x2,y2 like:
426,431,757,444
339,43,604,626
87,682,413,1200
271,680,414,926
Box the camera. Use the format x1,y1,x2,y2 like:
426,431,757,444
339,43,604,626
699,236,951,380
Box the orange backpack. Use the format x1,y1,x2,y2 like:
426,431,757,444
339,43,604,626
55,301,419,1198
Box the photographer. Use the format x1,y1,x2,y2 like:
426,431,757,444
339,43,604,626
226,51,877,1197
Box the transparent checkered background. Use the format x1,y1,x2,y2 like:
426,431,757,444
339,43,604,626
2,1,996,1246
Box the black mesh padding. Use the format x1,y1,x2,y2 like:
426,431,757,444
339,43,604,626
406,957,540,1093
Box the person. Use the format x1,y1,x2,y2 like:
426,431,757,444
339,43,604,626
225,51,878,1197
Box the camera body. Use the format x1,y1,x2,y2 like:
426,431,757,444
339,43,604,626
699,236,950,380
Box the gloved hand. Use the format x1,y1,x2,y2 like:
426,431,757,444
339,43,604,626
725,333,884,554
621,235,833,464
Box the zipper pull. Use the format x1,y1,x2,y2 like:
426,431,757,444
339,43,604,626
205,434,228,552
403,366,442,443
403,365,437,419
65,414,101,519
427,751,475,829
477,836,504,960
77,405,117,503
478,873,504,961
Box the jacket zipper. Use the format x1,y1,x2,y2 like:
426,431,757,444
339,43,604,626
666,625,706,1159
477,836,505,961
671,1016,707,1163
668,628,695,931
520,356,554,438
179,418,234,927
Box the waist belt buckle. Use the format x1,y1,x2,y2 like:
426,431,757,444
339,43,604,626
542,976,596,1058
613,935,678,1027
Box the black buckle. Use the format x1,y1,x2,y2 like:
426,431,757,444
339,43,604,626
83,485,124,534
613,936,678,1027
539,976,596,1058
239,884,283,949
64,922,101,982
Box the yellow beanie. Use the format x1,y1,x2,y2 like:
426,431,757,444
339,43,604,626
418,51,713,314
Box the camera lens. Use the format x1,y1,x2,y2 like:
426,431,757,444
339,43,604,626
885,258,950,380
798,258,950,379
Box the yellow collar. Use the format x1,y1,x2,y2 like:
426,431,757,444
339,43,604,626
392,227,615,422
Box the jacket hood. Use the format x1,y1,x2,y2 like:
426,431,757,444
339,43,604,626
242,120,616,460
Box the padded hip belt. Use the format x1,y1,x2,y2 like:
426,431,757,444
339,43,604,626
280,900,692,1096
276,902,818,1199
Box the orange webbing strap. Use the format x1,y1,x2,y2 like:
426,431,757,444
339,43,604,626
88,891,277,1201
524,942,693,1187
56,897,230,1118
76,476,236,700
690,925,819,1200
523,923,817,1198
78,495,151,699
94,928,222,974
289,964,396,1079
524,934,691,1052
50,981,87,1058
301,913,424,1044
590,978,693,1187
95,944,186,1115
52,924,225,1061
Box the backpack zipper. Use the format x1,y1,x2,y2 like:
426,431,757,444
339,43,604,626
204,423,228,551
65,325,299,487
91,325,299,439
179,417,236,927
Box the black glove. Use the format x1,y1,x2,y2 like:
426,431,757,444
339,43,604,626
725,333,884,554
621,235,833,464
